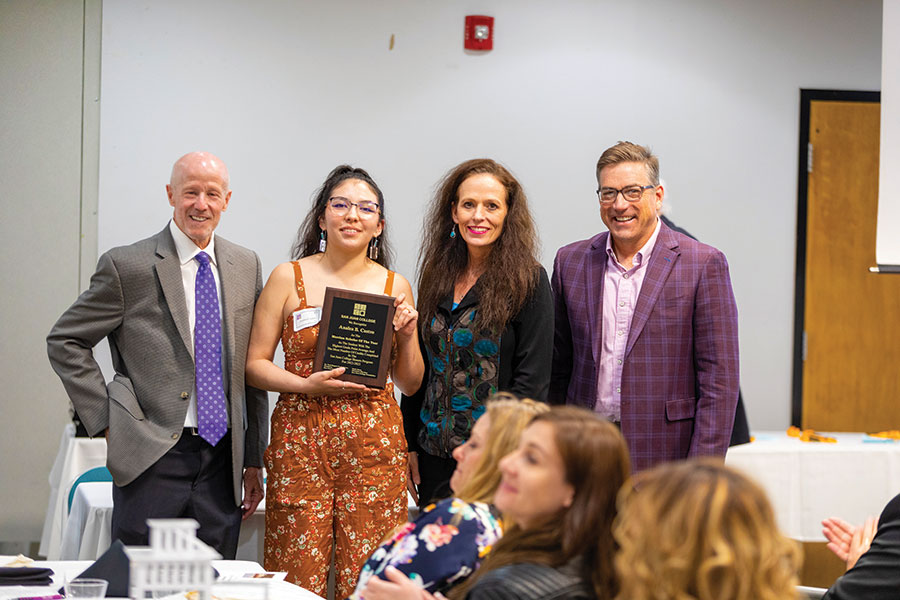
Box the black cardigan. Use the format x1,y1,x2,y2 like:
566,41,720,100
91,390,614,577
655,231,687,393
401,266,553,454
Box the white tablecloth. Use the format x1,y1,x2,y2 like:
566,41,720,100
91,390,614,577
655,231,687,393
39,425,108,559
61,481,416,563
725,431,900,541
60,482,114,560
57,480,266,562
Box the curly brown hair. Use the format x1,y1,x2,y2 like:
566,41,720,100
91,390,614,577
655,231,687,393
417,158,539,333
613,459,802,600
451,406,630,600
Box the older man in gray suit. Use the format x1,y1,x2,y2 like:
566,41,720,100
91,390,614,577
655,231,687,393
47,152,268,558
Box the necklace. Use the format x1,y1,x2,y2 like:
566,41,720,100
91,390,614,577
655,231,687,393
454,269,482,304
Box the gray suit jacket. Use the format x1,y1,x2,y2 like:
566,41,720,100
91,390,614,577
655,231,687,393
47,225,268,506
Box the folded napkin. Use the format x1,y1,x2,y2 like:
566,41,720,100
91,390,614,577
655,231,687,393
1,555,34,568
0,566,54,586
61,540,129,597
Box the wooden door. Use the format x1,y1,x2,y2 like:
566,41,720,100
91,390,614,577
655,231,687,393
801,97,900,431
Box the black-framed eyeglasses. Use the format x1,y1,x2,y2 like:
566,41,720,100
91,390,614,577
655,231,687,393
596,185,655,204
327,196,381,218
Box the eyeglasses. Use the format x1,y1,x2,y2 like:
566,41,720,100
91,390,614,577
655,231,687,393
327,196,380,218
597,185,655,204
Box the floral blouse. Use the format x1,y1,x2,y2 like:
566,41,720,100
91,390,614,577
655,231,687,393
348,497,502,599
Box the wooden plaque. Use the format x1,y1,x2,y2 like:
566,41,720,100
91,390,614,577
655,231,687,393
313,287,396,388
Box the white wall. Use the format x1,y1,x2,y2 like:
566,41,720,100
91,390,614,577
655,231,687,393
1,0,883,547
97,0,882,432
0,0,87,546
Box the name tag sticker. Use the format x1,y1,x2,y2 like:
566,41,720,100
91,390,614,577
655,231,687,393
293,307,322,331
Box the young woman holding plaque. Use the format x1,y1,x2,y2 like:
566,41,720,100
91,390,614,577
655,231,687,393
246,165,424,598
403,158,553,508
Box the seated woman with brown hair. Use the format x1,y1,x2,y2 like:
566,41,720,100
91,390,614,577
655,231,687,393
613,459,802,600
349,394,548,599
365,405,631,600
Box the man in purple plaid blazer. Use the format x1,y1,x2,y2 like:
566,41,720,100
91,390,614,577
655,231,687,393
550,142,739,472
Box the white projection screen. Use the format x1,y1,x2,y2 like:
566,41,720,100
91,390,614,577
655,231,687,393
876,0,900,267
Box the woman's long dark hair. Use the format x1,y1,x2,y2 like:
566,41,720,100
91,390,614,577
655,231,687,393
290,165,392,268
450,407,631,600
417,159,539,332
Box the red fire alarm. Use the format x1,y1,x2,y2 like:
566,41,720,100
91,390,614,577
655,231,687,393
464,15,494,51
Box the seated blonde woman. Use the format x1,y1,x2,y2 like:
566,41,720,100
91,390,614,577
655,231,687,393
348,394,548,599
365,406,632,600
614,459,801,600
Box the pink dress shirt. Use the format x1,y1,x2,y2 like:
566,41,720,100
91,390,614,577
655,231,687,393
595,218,662,421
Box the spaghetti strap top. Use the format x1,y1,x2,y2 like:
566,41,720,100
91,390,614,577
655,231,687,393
280,262,395,379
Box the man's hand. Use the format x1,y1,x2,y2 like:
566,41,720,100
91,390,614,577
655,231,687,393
823,515,878,571
242,467,264,520
822,517,856,563
847,515,878,570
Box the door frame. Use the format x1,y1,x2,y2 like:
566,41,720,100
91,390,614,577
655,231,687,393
791,89,880,426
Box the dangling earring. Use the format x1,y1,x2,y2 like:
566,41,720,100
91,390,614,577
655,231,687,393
449,224,457,239
368,236,380,260
318,230,327,253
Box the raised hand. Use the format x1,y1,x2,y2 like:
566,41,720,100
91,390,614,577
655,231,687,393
847,515,878,569
393,293,419,341
822,515,879,570
822,516,856,563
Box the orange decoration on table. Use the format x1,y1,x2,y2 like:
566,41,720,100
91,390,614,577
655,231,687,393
868,430,900,440
786,426,837,443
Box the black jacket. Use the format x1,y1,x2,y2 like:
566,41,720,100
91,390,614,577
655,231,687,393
823,493,900,600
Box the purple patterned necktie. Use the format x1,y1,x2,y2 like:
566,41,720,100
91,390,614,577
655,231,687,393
194,251,227,446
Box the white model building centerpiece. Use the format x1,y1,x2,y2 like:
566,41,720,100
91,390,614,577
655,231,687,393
124,519,221,600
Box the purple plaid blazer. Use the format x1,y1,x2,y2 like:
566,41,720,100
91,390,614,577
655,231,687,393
550,222,739,472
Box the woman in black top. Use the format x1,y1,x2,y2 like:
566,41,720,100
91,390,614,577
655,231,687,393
403,158,553,508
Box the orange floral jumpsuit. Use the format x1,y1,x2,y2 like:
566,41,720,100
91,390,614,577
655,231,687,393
264,262,408,598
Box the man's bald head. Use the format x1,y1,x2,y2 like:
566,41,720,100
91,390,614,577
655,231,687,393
170,151,230,191
166,151,232,249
